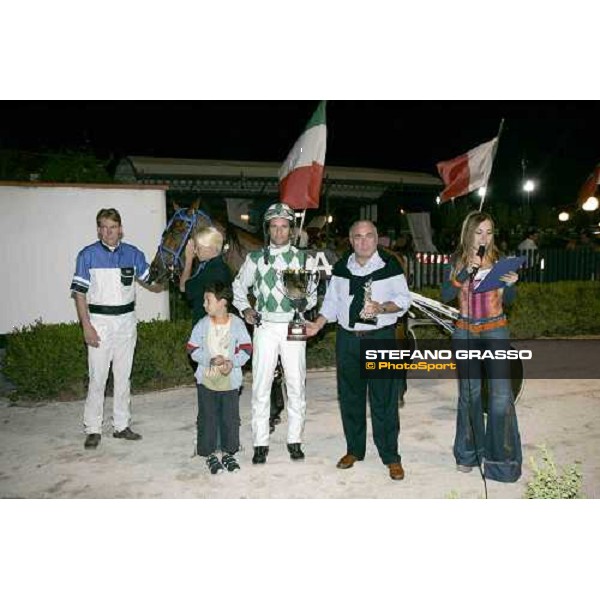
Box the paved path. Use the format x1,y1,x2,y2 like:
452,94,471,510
1,371,598,498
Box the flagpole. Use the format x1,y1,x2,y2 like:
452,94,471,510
479,118,505,211
478,192,486,212
296,208,307,249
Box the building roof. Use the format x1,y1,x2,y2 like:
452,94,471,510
115,156,442,202
0,180,168,191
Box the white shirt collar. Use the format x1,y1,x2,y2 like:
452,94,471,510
269,242,291,255
348,250,383,272
100,240,121,252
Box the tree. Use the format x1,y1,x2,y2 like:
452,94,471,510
0,149,112,183
38,150,112,183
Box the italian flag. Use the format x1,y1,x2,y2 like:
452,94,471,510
436,137,498,202
279,101,327,209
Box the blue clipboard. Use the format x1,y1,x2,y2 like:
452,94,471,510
473,255,527,294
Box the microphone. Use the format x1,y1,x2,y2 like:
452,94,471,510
470,245,486,280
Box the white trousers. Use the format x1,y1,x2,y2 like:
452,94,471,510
251,321,306,446
83,313,137,434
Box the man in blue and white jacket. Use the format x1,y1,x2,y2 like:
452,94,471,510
70,208,160,450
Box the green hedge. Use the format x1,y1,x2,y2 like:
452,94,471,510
3,281,600,401
4,320,89,401
506,281,600,338
4,317,338,402
4,319,194,402
420,281,600,339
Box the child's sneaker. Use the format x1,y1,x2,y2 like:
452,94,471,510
222,454,240,473
206,454,224,475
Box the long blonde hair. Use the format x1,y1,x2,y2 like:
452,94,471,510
453,211,499,272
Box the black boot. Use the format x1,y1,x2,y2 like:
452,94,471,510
287,443,305,460
84,433,101,449
269,366,285,433
252,446,269,464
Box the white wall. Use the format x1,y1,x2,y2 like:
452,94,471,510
0,184,169,334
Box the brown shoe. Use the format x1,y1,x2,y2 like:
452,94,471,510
388,463,405,481
336,454,361,469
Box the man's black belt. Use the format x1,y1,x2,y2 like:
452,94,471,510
89,302,135,315
339,323,397,337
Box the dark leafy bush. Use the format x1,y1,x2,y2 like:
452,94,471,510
4,320,88,400
422,281,600,339
306,326,336,369
3,281,599,401
133,320,193,391
4,319,195,402
506,281,600,338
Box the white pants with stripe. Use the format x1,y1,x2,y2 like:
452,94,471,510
251,321,307,447
83,312,137,434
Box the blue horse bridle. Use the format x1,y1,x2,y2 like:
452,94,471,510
157,207,212,280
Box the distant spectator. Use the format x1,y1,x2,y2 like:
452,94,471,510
393,233,414,256
568,229,599,252
579,230,595,249
518,227,539,270
517,227,539,252
335,236,351,256
565,234,578,251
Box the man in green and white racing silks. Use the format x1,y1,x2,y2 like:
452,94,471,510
232,202,317,465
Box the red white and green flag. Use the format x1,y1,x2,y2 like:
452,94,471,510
279,101,327,209
578,163,600,205
436,137,498,202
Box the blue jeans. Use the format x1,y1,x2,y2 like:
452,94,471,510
452,326,522,483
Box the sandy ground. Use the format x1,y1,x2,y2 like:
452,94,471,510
1,370,599,499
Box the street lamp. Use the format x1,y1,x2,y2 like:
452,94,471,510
582,196,599,212
558,211,570,222
523,180,535,205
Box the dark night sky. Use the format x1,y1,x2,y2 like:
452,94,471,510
2,100,599,207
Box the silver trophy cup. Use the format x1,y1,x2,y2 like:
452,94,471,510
277,268,320,341
356,277,378,325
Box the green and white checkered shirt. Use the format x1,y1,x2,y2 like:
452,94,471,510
232,244,317,323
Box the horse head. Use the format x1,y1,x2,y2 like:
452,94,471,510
148,200,265,286
147,201,212,286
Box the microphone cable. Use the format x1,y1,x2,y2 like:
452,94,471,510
463,257,488,499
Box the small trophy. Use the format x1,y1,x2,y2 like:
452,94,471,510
277,268,320,341
356,278,378,325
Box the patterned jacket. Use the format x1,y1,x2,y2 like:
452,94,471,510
232,243,317,323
